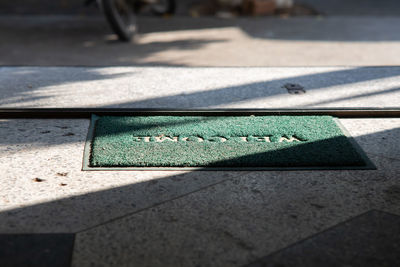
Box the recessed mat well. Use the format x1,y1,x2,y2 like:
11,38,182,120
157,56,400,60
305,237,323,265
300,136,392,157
83,115,375,170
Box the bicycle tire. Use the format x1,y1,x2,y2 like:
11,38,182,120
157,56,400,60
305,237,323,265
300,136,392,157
101,0,137,41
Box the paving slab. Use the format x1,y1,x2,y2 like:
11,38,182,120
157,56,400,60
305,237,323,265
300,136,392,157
0,119,246,233
1,66,400,108
246,210,400,267
0,117,398,266
1,66,399,264
72,154,400,267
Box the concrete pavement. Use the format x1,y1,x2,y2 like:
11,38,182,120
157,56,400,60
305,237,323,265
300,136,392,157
1,66,400,266
2,16,400,66
1,116,399,266
1,11,400,267
1,66,399,108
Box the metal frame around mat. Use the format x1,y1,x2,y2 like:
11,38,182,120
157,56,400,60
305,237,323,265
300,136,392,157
82,114,376,171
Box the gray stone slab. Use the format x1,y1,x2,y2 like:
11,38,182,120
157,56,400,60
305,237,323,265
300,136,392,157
0,119,245,233
1,67,399,108
70,117,400,266
72,155,400,267
1,118,399,266
246,210,400,267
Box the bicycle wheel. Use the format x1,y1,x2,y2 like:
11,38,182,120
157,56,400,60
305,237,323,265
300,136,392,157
150,0,175,16
101,0,137,41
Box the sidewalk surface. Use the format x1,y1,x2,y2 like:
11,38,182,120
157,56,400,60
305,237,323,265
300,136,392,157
1,13,400,267
1,66,400,266
1,66,400,108
2,16,400,66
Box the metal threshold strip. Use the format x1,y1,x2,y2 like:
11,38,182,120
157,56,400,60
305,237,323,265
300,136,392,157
0,108,399,119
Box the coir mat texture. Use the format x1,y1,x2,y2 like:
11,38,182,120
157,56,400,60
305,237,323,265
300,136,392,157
83,115,375,170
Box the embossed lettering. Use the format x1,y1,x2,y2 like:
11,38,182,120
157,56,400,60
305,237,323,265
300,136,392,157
154,136,178,142
279,136,302,142
133,135,304,143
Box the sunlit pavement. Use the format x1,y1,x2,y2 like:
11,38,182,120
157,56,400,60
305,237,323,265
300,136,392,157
1,66,400,108
1,13,400,267
1,66,400,266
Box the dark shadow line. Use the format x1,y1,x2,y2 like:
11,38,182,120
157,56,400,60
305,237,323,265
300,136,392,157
243,209,400,267
75,171,249,234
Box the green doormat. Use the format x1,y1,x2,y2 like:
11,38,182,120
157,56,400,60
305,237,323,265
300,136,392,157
83,115,375,170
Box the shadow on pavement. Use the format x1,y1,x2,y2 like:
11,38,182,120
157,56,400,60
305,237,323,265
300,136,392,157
1,66,399,110
0,127,398,266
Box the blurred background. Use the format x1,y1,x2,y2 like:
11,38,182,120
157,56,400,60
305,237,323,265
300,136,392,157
1,0,400,66
2,0,400,16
